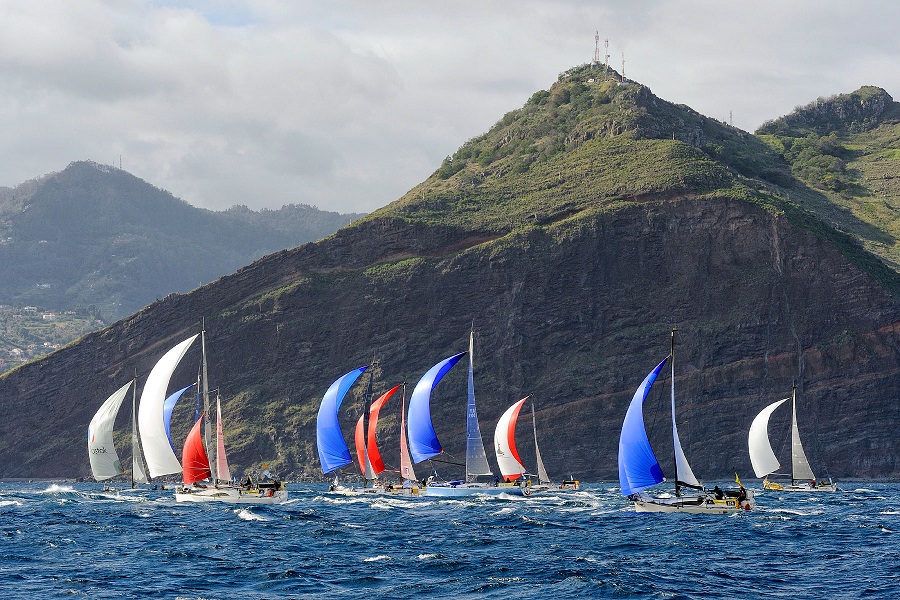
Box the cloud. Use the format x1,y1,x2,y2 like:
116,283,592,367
0,1,897,214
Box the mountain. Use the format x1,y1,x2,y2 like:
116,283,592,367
1,65,899,482
0,161,362,321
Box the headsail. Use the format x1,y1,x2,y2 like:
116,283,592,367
316,366,368,474
494,397,528,481
465,329,493,479
182,415,211,485
790,387,816,482
408,352,466,463
531,400,551,485
618,358,668,496
138,334,199,478
88,380,133,481
748,398,788,477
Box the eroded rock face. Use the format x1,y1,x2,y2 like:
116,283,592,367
1,195,899,481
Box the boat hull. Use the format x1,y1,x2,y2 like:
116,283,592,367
174,485,288,504
329,484,423,497
426,482,524,497
632,490,755,514
763,477,837,492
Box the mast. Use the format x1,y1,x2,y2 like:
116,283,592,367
131,374,137,489
201,320,216,484
671,328,679,497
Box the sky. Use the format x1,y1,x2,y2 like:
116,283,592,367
0,1,898,215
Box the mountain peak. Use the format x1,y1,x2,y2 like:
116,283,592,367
756,86,895,137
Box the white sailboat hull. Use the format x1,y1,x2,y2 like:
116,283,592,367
763,478,837,492
174,485,288,504
328,483,423,497
425,481,524,497
632,490,755,514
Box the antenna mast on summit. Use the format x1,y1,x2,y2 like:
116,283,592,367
621,52,625,81
594,31,600,64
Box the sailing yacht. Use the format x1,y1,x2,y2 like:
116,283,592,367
617,329,755,513
87,378,149,490
748,383,836,492
409,329,513,497
493,397,579,495
134,326,286,504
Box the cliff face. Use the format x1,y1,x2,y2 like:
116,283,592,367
2,191,898,482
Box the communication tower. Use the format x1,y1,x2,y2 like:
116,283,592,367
621,52,625,81
594,31,600,64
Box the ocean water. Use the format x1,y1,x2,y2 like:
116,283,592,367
0,482,897,599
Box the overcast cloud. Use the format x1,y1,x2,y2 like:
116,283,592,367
0,1,897,214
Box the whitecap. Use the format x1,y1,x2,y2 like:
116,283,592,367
418,553,440,560
40,484,76,494
236,509,268,522
363,555,392,562
0,500,23,507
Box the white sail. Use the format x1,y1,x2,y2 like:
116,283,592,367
748,398,788,477
138,334,199,478
790,388,816,482
131,381,148,484
215,393,232,483
88,380,133,480
670,351,700,489
465,329,493,479
531,401,551,484
494,398,527,480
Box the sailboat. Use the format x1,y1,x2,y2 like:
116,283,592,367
87,378,149,490
618,329,755,513
748,383,836,492
493,397,579,495
353,383,421,495
409,329,511,497
317,365,370,494
132,326,285,504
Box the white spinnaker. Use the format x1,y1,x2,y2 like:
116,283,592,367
138,335,199,478
748,398,788,477
88,380,133,480
494,398,527,480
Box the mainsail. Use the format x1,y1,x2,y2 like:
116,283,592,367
618,358,668,496
399,385,416,482
215,393,231,483
138,334,199,478
88,380,133,481
465,329,493,480
494,397,528,481
748,398,788,477
317,366,368,473
790,388,816,482
670,332,700,492
407,352,466,463
130,380,148,485
531,401,551,485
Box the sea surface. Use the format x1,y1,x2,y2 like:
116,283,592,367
0,481,897,599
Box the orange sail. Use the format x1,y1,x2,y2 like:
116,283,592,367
182,415,211,485
354,385,402,476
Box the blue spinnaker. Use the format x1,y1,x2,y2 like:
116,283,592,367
408,352,466,463
317,366,368,474
163,385,193,451
618,357,668,496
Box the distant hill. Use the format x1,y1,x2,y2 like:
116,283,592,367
0,161,362,322
2,65,900,483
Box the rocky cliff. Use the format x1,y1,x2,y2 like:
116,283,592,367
1,65,899,483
